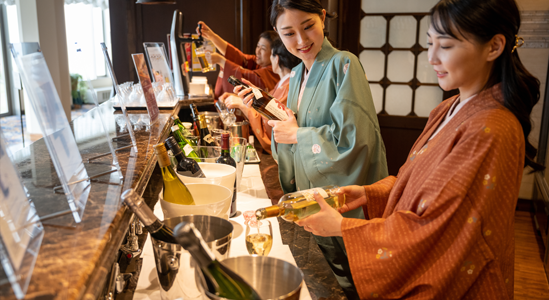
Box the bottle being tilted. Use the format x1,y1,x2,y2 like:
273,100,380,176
165,136,206,178
121,189,177,244
227,75,289,121
154,143,196,205
255,185,345,222
173,221,261,300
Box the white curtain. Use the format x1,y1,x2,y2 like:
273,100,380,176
64,0,108,9
0,0,16,6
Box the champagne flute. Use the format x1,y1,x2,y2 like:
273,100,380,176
245,219,273,256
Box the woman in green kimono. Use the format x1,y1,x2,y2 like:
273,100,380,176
240,0,388,297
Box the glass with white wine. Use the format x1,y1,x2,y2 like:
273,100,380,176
245,219,273,256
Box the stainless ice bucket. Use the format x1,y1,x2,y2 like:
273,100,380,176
196,256,304,300
228,121,250,140
150,215,233,300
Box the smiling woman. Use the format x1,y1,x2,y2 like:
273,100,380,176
267,0,389,298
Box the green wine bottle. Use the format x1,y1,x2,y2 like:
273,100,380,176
170,117,200,162
174,222,262,300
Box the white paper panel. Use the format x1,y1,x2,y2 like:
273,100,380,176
387,51,415,82
386,85,412,116
389,16,417,48
415,86,443,117
362,0,439,13
360,50,385,81
360,16,387,48
369,83,384,113
419,15,431,48
416,52,438,84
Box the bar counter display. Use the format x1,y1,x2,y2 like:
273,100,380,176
0,98,346,300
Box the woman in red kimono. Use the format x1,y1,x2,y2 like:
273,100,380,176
222,38,300,154
196,22,280,98
296,0,544,299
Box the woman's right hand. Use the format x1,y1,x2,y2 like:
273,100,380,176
337,185,367,214
196,21,215,40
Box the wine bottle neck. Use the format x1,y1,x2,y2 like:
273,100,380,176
256,205,281,220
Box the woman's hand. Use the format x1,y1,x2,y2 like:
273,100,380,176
196,21,215,41
267,109,299,144
337,185,368,214
233,78,257,107
210,53,226,68
295,193,343,237
223,93,244,110
196,21,228,55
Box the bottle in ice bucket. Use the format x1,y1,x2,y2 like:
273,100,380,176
216,132,237,217
255,185,345,222
122,189,177,244
165,136,205,178
173,221,261,300
154,143,196,205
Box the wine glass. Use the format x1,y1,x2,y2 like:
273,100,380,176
245,219,273,256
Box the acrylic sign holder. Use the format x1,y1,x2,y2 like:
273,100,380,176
100,42,139,154
0,130,44,299
131,53,160,124
10,42,96,223
143,42,174,87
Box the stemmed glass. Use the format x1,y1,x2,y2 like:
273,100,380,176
245,218,273,256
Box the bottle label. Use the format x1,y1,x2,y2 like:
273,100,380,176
183,144,194,156
301,188,329,201
203,134,214,144
171,125,180,132
252,87,262,99
265,99,289,121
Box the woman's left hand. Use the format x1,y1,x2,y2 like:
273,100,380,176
295,193,344,237
223,93,244,110
267,108,299,144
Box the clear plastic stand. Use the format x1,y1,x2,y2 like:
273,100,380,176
132,53,160,124
10,42,90,223
0,130,44,299
81,79,124,180
143,42,174,87
100,42,138,153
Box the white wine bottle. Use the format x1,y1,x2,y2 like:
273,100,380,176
255,185,345,222
154,143,196,205
227,75,289,121
173,222,261,299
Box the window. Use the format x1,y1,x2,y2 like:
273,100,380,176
64,0,110,81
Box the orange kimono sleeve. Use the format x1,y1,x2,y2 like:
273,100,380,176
224,43,259,70
362,176,397,219
341,111,524,299
246,81,289,154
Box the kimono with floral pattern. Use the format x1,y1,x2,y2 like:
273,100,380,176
342,84,524,299
214,43,279,98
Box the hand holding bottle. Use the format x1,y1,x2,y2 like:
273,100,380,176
337,185,368,214
233,78,256,106
295,192,344,237
267,108,299,144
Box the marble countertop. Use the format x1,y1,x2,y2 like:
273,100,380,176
0,100,174,300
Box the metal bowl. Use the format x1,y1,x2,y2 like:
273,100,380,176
196,255,304,300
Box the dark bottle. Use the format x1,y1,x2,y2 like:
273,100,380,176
190,104,215,147
121,189,177,244
173,222,261,300
165,136,206,178
228,75,289,121
216,133,237,217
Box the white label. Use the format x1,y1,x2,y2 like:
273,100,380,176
171,125,179,132
265,99,289,121
203,134,214,144
252,87,263,99
183,144,194,156
301,188,330,202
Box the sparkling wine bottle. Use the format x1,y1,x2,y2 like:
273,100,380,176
171,117,199,159
165,136,206,178
173,222,261,300
227,75,289,121
154,143,196,205
121,189,177,244
255,185,345,222
190,104,215,160
216,133,237,217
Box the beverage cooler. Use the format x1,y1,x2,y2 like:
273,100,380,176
533,55,549,282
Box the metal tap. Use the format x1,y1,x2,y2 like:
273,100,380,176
120,220,142,258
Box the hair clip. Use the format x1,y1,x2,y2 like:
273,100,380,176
511,35,524,53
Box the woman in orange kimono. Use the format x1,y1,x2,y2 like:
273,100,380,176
196,22,280,98
222,38,300,154
296,0,544,299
